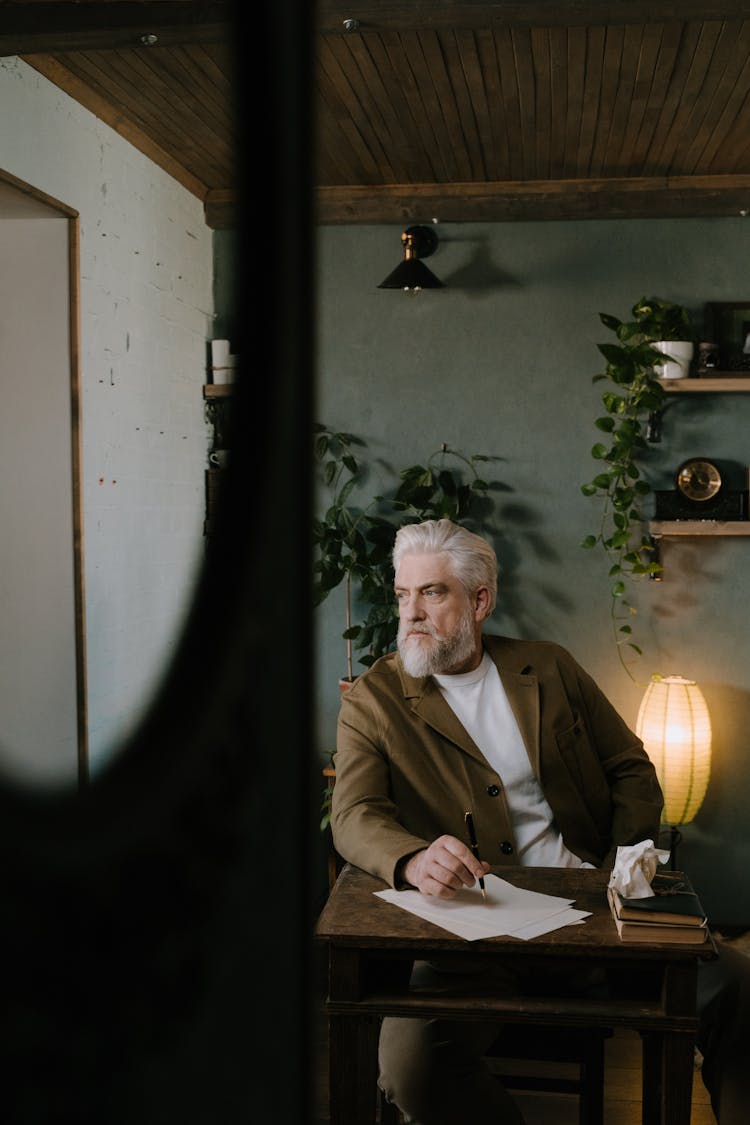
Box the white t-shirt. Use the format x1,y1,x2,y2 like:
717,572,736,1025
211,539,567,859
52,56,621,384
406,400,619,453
433,651,589,868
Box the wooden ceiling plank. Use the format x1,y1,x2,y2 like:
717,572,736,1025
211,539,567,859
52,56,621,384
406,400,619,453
509,27,538,181
546,25,567,179
576,25,606,177
316,90,385,186
702,25,750,174
667,20,743,174
601,23,643,175
417,30,475,180
493,25,524,181
644,20,724,174
679,21,750,174
101,49,233,181
405,31,460,181
564,27,587,179
455,28,498,182
161,45,235,134
316,173,750,223
24,54,208,198
436,30,486,180
528,27,551,181
132,51,234,161
378,31,450,182
624,21,683,173
475,28,511,182
315,48,391,184
641,21,703,175
66,49,228,183
613,22,665,175
318,34,400,183
361,31,437,182
588,24,625,177
314,90,369,185
1,2,231,56
316,3,750,33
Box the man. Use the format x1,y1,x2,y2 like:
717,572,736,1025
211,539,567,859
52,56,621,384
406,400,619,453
331,518,664,1125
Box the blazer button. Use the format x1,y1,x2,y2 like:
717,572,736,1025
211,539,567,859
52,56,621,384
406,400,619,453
486,784,500,797
500,841,514,855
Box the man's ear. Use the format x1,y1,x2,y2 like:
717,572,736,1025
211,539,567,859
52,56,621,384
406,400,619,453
474,586,491,621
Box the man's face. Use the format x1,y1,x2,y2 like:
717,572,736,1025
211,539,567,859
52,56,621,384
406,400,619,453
394,551,485,676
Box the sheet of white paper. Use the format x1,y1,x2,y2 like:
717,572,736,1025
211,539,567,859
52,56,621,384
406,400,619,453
375,873,590,942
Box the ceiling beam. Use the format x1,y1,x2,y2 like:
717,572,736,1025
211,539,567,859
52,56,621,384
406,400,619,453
317,177,750,224
204,190,237,230
0,3,232,56
317,1,750,32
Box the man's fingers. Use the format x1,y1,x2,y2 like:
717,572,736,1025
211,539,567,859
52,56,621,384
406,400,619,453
432,835,487,884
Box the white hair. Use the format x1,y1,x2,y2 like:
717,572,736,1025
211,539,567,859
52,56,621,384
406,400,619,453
392,519,497,614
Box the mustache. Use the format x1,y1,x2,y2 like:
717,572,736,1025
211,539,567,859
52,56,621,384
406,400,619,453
400,624,439,638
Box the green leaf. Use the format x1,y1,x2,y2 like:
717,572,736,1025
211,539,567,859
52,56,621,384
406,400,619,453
580,535,597,548
591,443,608,460
580,483,598,496
595,416,616,431
612,581,626,597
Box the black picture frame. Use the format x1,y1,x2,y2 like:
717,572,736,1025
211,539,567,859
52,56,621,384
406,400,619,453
705,302,750,372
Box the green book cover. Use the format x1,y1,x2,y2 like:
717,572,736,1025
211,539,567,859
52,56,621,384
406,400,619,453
616,872,706,926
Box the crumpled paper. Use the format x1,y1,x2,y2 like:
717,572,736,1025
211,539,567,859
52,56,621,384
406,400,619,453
607,839,671,899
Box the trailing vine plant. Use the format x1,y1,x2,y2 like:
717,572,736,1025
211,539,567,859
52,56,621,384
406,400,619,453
580,298,694,680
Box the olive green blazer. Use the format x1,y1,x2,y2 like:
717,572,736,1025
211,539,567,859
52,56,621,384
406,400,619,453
332,635,663,887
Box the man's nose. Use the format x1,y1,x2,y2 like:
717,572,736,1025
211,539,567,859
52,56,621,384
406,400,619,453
403,594,424,619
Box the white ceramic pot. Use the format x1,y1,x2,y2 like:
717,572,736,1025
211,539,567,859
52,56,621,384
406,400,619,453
652,340,694,379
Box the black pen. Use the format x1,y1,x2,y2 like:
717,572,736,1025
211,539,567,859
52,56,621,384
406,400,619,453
464,811,486,900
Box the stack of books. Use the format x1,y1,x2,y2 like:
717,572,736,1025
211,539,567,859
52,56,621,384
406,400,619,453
607,872,709,944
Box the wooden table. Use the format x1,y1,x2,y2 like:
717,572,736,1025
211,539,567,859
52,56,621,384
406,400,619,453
316,863,717,1125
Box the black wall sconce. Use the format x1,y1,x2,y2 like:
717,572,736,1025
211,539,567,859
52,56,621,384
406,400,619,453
378,225,445,293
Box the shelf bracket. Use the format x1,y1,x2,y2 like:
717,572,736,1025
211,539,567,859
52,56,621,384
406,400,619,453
647,534,663,580
646,409,663,443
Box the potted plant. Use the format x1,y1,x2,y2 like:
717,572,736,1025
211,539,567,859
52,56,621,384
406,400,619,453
604,295,697,379
312,423,382,687
580,301,693,679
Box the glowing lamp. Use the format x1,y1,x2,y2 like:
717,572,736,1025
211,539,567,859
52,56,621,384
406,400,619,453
636,675,711,866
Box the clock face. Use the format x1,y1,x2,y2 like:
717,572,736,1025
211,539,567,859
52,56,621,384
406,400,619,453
675,458,723,503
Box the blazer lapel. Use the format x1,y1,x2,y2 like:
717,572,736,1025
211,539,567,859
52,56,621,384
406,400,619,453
399,665,491,768
488,644,541,778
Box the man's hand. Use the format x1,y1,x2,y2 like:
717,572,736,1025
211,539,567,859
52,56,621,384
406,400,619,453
402,835,490,898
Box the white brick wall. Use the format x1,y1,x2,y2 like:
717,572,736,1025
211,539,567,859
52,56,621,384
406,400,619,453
0,57,214,775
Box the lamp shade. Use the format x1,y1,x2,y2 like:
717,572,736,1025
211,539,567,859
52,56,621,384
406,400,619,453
378,225,445,291
635,675,712,826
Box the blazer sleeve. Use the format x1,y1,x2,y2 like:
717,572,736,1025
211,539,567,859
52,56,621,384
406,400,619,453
332,679,431,888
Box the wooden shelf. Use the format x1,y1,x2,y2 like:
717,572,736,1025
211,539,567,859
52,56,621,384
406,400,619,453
658,376,750,392
650,520,750,537
203,383,233,399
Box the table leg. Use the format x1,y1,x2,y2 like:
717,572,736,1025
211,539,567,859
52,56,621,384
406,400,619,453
328,1012,380,1125
641,1030,696,1125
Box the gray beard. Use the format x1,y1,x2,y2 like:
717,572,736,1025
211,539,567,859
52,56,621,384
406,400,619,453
397,610,477,677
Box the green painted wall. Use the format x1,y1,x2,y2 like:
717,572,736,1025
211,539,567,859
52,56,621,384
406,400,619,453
314,218,750,925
